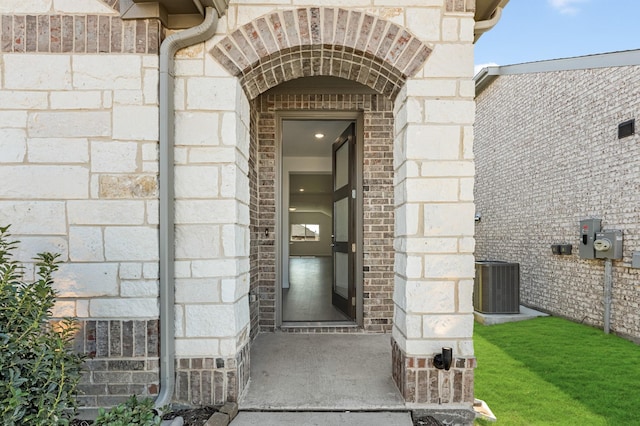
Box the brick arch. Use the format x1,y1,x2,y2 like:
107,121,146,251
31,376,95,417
209,8,432,99
100,0,119,11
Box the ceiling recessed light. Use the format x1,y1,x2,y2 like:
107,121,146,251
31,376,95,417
314,133,325,139
299,188,304,192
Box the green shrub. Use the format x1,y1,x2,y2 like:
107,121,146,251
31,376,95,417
0,226,84,425
94,395,162,426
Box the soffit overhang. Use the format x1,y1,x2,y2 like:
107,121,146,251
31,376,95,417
120,0,229,29
121,0,505,32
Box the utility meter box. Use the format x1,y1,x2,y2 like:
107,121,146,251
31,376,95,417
594,230,623,260
579,219,601,259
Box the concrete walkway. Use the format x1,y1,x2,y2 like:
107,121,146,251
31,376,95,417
231,411,413,425
231,332,411,425
474,305,548,325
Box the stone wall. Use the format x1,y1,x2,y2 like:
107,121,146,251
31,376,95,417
170,41,252,402
0,0,163,407
475,65,640,341
390,1,476,361
381,1,477,413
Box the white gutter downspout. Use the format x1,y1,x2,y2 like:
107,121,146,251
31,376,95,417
475,6,503,38
156,6,219,408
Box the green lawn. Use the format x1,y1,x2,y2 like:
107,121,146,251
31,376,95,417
473,317,640,425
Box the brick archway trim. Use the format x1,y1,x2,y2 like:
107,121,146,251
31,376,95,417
100,0,119,11
210,8,432,99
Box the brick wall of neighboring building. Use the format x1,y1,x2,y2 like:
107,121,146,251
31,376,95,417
475,65,640,341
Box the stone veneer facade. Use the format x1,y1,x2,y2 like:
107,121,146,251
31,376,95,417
0,0,478,418
1,0,166,407
475,60,640,343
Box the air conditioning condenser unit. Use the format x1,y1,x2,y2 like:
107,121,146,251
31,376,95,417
474,261,520,314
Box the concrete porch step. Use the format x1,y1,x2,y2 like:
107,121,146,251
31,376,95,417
239,333,406,411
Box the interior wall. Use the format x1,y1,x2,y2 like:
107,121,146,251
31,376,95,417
289,211,332,257
281,157,332,288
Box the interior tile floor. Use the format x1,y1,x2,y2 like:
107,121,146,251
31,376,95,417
282,256,350,322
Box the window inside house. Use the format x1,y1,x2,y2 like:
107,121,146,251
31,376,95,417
290,224,320,241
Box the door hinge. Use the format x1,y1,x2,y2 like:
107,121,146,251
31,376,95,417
352,243,356,253
352,297,356,306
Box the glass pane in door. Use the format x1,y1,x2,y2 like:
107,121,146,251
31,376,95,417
334,251,349,298
334,141,349,190
334,197,348,242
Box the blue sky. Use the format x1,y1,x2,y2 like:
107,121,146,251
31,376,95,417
474,0,640,74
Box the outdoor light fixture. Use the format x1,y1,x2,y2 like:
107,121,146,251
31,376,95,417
434,347,453,371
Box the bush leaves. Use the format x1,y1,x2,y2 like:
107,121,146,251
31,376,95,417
0,226,84,425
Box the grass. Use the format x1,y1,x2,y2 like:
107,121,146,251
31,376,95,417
473,317,640,426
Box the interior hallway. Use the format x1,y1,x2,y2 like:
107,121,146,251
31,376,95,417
283,257,350,322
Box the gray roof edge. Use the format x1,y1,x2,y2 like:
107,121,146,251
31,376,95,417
474,49,640,96
474,66,500,96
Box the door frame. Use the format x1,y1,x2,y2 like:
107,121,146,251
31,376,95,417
275,111,364,328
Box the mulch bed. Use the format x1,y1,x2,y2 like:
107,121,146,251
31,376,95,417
162,406,220,425
70,406,221,426
413,416,444,426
